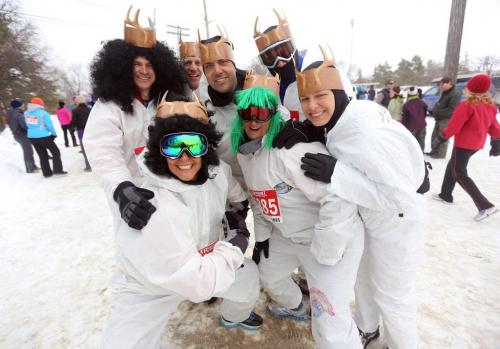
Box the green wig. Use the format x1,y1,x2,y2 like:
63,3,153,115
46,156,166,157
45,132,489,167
230,86,285,155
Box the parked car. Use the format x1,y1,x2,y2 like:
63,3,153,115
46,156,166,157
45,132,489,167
422,73,498,115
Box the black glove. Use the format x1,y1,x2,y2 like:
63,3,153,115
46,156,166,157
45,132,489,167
428,134,447,155
301,152,337,183
272,120,311,149
224,200,249,230
227,228,250,254
252,239,269,265
113,181,157,230
490,138,500,157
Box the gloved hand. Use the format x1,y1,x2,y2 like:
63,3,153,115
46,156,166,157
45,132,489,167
490,138,500,156
227,228,250,254
225,200,249,230
428,134,447,155
113,181,157,230
301,152,337,183
272,120,310,149
252,239,269,264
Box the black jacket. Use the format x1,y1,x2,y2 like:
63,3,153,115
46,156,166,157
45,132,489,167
7,107,27,137
433,87,461,120
72,104,90,130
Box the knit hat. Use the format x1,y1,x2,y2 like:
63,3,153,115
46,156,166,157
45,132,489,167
10,99,23,109
31,97,45,106
466,74,491,94
408,86,418,96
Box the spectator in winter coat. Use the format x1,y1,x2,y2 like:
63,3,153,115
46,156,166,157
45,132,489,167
368,85,376,101
7,99,38,173
431,74,500,221
25,97,67,177
56,101,78,147
72,96,91,171
388,85,404,121
428,77,461,158
402,86,428,151
375,79,394,108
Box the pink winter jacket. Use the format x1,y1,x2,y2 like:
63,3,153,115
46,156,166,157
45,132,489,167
56,107,72,126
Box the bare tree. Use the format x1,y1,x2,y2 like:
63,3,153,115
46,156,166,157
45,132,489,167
55,64,90,102
0,0,59,110
475,55,499,74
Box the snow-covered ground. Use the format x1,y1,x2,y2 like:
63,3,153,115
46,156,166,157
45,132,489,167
0,116,499,348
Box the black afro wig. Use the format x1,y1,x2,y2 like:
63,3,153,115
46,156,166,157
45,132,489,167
90,39,187,114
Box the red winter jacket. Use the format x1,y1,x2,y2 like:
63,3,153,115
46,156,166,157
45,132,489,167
442,101,500,150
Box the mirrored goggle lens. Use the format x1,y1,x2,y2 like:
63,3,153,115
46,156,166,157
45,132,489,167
259,40,296,68
160,133,208,159
238,106,275,123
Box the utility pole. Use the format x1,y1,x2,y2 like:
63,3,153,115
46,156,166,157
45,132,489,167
166,24,190,54
443,0,467,82
203,0,210,37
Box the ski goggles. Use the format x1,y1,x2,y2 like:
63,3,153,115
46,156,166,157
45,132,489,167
238,106,275,123
258,39,296,68
160,132,208,159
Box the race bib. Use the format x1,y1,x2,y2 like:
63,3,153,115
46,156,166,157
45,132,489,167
25,116,38,125
198,241,217,256
249,189,282,223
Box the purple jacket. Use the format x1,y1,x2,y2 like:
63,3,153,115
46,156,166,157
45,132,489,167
402,98,427,131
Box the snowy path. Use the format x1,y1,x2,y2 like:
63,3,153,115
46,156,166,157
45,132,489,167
0,117,499,348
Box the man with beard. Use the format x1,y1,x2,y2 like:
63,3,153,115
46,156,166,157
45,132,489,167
84,6,186,231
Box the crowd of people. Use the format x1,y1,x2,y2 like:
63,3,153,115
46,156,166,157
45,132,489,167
6,95,92,176
4,5,499,349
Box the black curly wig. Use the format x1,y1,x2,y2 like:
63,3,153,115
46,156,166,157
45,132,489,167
90,39,187,114
144,115,222,185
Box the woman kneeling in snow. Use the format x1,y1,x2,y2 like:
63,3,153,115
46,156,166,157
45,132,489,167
101,96,262,349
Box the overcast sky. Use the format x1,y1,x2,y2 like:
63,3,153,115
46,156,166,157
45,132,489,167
18,0,500,78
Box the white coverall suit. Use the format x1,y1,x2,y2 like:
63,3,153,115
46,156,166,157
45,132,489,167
324,100,426,349
84,98,154,205
237,140,364,349
101,159,260,349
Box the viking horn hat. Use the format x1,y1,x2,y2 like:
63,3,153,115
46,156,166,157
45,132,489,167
253,8,292,53
179,34,201,59
124,5,156,48
156,91,208,123
198,24,234,64
243,72,280,97
295,44,344,98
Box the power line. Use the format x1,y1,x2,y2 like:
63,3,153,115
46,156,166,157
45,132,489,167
0,9,97,28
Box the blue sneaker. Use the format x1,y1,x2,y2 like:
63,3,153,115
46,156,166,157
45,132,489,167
220,311,263,330
267,301,309,321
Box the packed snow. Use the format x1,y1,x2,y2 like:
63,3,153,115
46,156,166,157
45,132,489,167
0,116,499,348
